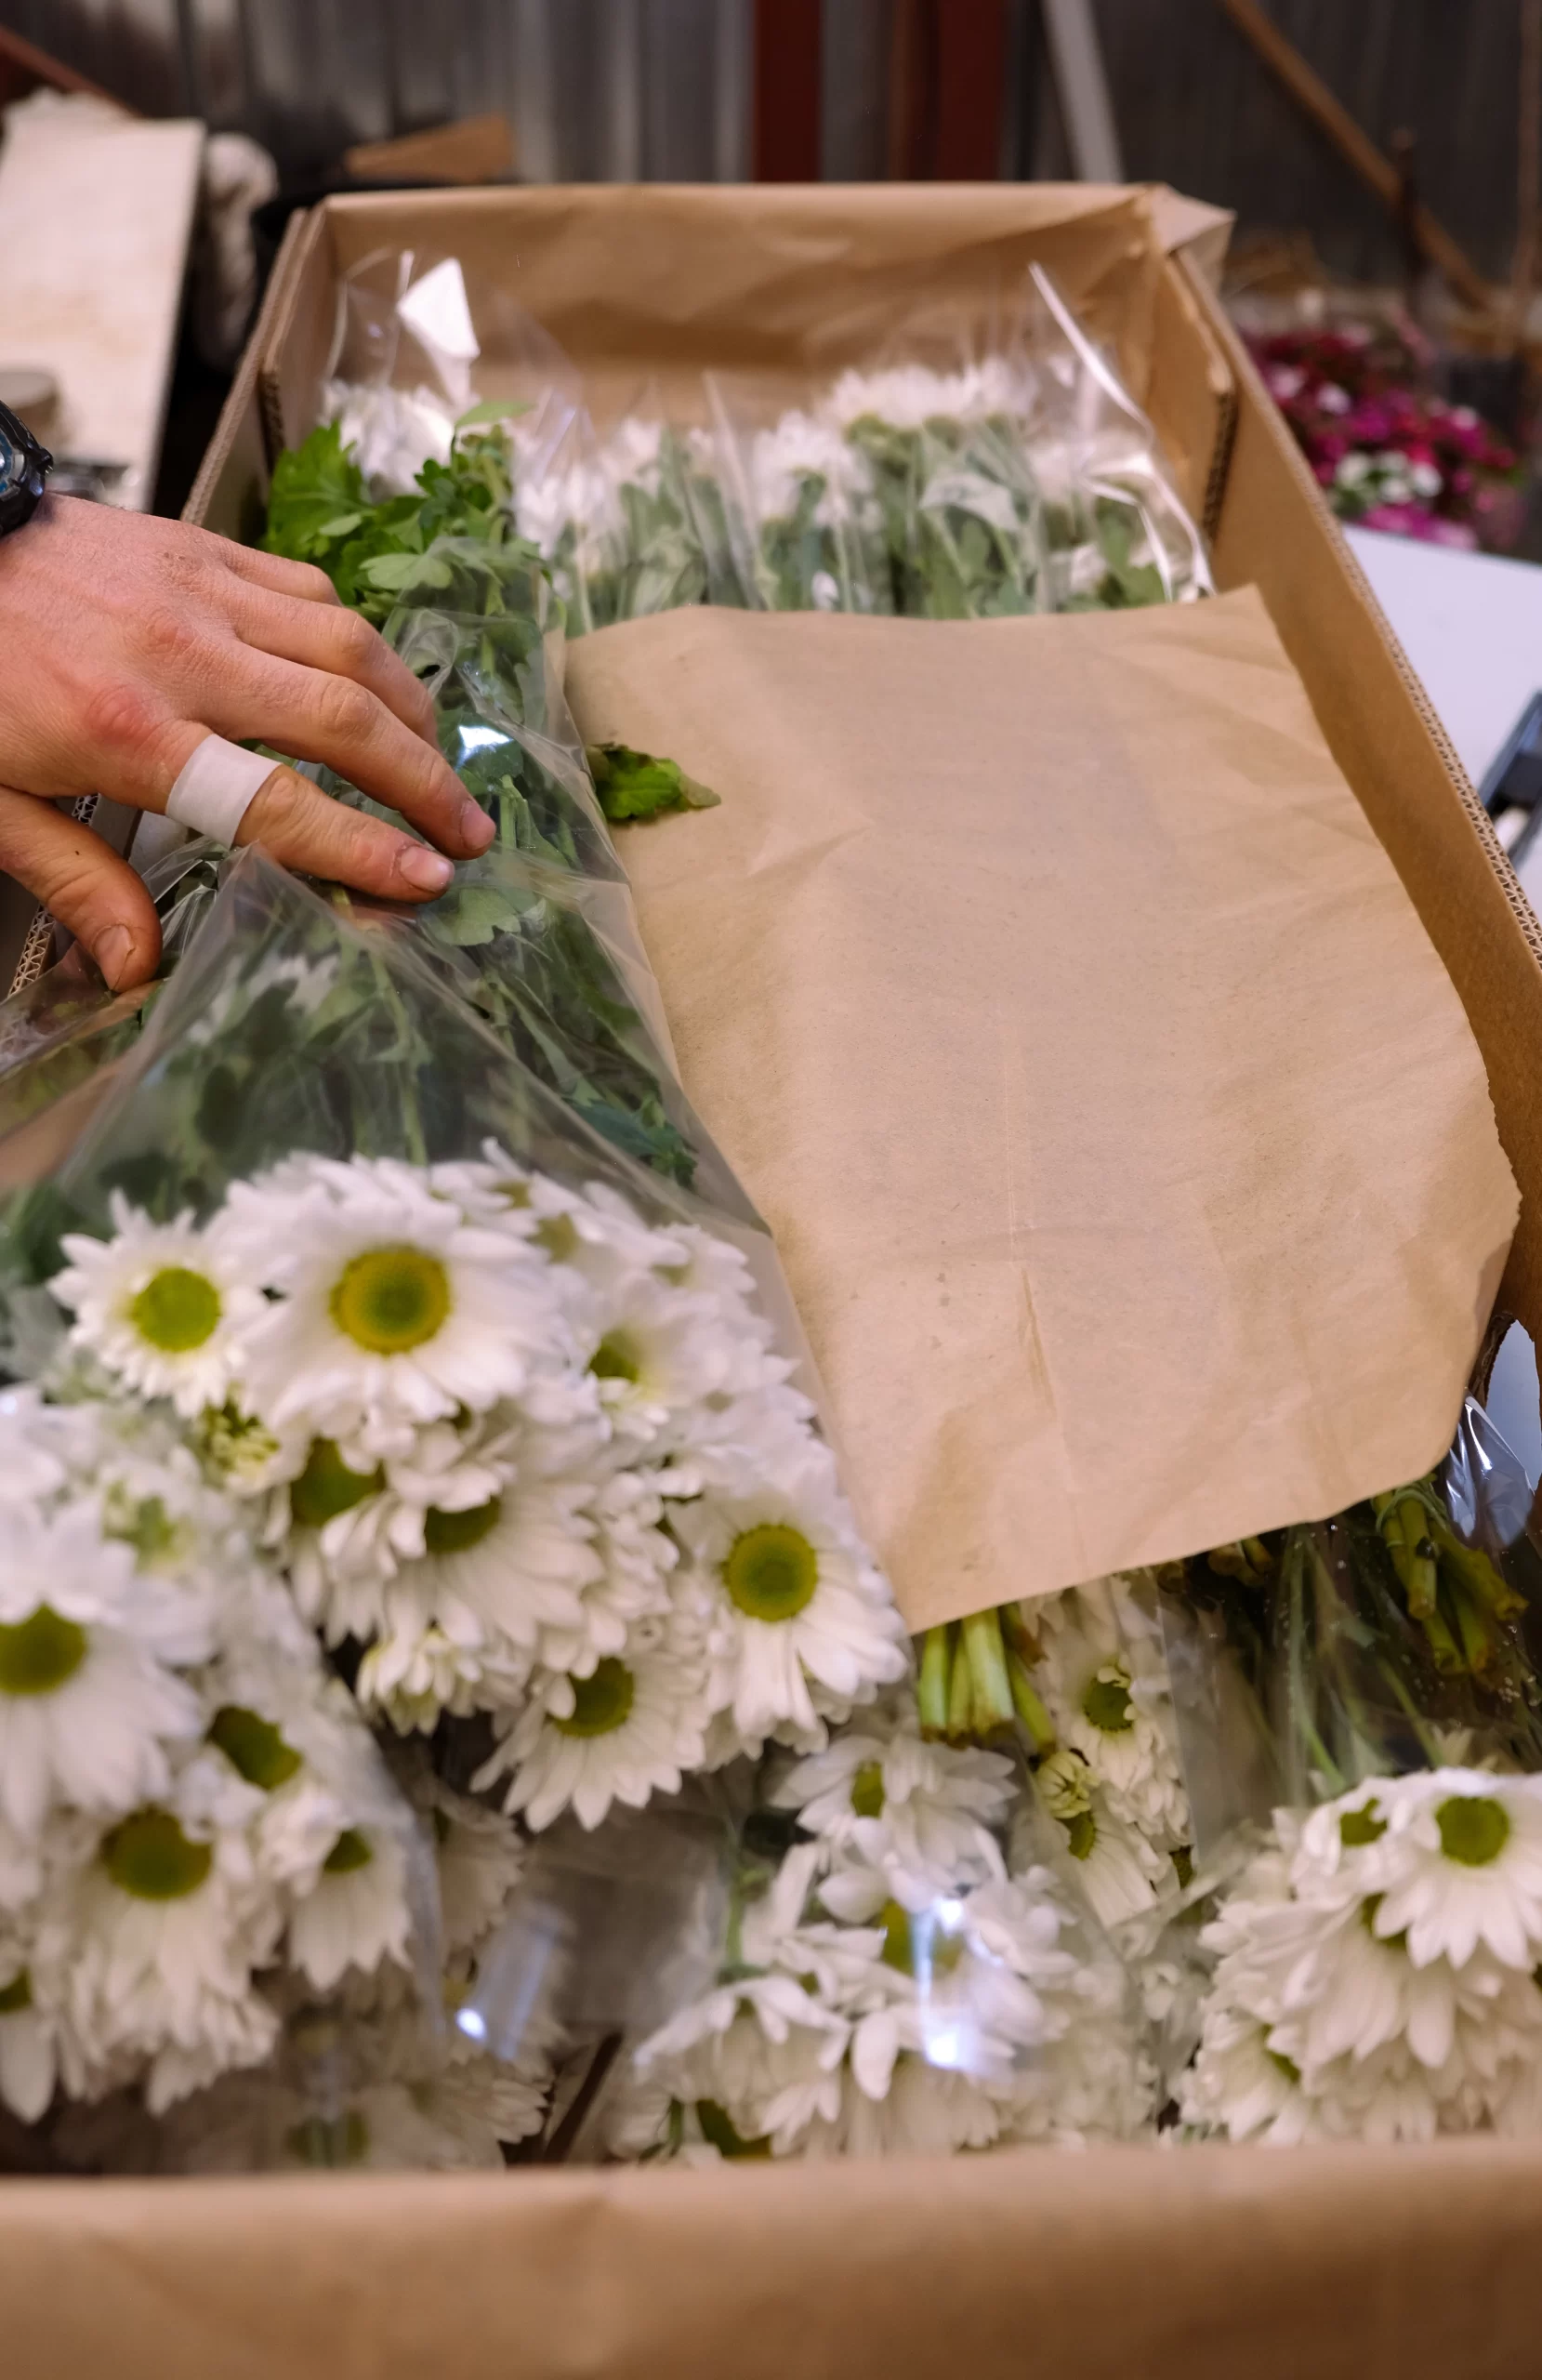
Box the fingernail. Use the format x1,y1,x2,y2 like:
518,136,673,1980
91,925,133,987
460,798,495,852
398,844,455,893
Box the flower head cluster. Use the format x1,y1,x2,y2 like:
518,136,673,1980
0,1390,415,2123
54,1151,908,1841
1183,1769,1542,2143
609,1699,1151,2160
1015,1575,1192,1931
1249,320,1521,550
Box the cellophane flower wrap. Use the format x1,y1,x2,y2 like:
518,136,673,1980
296,248,1209,633
0,451,1166,2168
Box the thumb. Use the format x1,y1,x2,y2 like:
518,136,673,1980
0,787,162,990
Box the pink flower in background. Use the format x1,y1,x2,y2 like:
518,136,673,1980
1245,319,1522,550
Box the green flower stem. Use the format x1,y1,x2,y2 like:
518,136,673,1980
916,1623,954,1738
946,1628,976,1740
1006,1647,1057,1754
961,1607,1015,1735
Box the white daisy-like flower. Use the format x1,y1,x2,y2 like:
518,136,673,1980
50,1195,264,1417
825,358,1027,432
475,1613,712,1831
284,1817,415,1993
1345,1771,1542,1972
0,1501,211,1835
574,1267,774,1452
774,1710,1013,1909
0,1385,74,1503
671,1449,909,1752
39,1752,282,2114
1032,1750,1170,1930
223,1153,572,1446
1026,1576,1190,1845
637,1970,852,2154
0,1953,54,2122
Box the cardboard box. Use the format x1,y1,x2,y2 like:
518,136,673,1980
8,184,1542,2379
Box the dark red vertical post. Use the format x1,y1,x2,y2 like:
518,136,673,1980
753,0,824,180
934,0,1008,178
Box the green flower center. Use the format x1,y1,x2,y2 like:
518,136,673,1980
1081,1669,1133,1733
1267,2049,1301,2086
694,2099,771,2159
850,1759,887,1819
1436,1793,1510,1867
323,1828,374,1876
209,1704,302,1792
290,1437,385,1529
879,1897,915,1974
128,1264,221,1354
0,1606,87,1698
424,1497,503,1557
589,1329,641,1384
1063,1808,1098,1861
1339,1802,1387,1848
286,2110,369,2168
723,1523,819,1623
534,1212,578,1263
329,1246,450,1355
0,1968,32,2016
103,1809,213,1900
552,1658,636,1739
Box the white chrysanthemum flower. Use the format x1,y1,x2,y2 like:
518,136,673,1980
0,1384,74,1503
1350,1771,1542,1972
224,1153,572,1446
1027,1576,1190,1846
774,1711,1013,1909
475,1614,712,1831
39,1753,282,2114
637,1970,851,2153
575,1268,774,1451
0,1954,54,2122
746,407,875,527
50,1196,264,1417
1032,1750,1170,1929
424,1787,525,1956
0,1501,211,1835
825,358,1026,432
284,1817,415,1993
671,1451,909,1752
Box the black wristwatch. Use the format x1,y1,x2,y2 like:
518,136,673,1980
0,400,53,538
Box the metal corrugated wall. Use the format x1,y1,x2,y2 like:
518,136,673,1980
0,0,1529,284
1,0,751,180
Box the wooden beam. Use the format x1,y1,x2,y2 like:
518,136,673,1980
753,0,823,182
1217,0,1492,312
0,24,124,112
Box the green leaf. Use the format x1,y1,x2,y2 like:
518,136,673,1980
586,741,719,824
455,397,534,430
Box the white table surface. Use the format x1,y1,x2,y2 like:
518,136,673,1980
1346,524,1542,1485
0,99,204,513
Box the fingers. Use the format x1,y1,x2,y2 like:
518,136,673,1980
199,650,492,860
227,580,440,747
217,540,343,607
0,787,161,990
235,761,456,904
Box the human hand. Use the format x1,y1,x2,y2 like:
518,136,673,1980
0,495,494,989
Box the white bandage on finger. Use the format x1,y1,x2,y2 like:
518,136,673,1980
164,735,279,845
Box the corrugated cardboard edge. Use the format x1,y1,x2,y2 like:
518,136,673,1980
1189,257,1542,1348
8,2139,1542,2380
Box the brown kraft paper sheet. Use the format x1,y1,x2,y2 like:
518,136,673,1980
564,588,1518,1628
